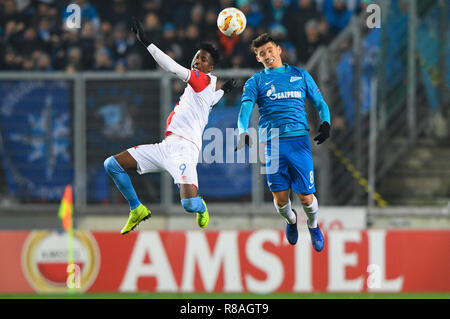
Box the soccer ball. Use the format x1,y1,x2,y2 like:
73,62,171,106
217,7,247,37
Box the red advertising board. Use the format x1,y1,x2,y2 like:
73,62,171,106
0,230,449,293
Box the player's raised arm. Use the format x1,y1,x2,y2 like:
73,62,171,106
132,17,191,82
304,71,331,145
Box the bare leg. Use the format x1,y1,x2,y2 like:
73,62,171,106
114,150,137,170
179,184,199,200
272,189,290,207
295,193,313,206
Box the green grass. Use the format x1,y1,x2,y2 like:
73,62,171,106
1,292,449,299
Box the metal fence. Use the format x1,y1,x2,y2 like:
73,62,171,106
305,0,448,207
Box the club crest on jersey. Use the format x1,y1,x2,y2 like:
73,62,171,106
266,84,301,100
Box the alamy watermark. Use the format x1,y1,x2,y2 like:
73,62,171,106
366,263,381,289
199,127,280,175
66,263,81,289
65,4,81,29
366,3,381,29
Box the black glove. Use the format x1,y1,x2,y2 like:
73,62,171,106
313,121,330,145
222,78,236,94
131,17,150,47
235,132,253,151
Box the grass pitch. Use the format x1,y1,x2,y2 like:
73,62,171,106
1,292,449,299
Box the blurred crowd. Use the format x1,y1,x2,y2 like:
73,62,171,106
0,0,372,72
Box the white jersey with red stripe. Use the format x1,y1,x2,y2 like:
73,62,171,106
166,69,223,150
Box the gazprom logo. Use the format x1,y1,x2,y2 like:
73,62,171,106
266,85,301,100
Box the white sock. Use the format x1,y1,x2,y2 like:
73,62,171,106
303,195,319,228
274,199,297,224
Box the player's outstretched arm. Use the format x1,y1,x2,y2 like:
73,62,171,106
313,121,330,145
132,17,150,47
221,79,237,94
235,100,254,151
312,98,331,145
304,71,331,145
311,99,331,144
131,17,190,82
212,78,237,106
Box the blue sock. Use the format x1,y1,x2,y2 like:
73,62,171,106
104,156,141,210
181,197,206,214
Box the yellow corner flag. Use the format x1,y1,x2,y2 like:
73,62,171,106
58,184,73,231
58,184,76,293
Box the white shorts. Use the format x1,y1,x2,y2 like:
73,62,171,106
127,134,200,188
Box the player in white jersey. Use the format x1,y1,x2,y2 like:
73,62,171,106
103,18,236,234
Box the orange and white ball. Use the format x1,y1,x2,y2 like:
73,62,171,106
217,7,247,37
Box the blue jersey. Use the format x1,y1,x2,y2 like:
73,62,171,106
241,64,330,142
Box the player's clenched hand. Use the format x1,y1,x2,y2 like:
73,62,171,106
131,17,150,47
313,121,330,145
222,78,236,94
235,132,253,151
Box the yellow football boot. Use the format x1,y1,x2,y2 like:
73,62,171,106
196,199,209,229
120,204,150,234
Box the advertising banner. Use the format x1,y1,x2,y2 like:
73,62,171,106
0,80,73,201
0,230,449,293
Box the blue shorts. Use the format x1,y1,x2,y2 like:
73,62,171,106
264,135,316,194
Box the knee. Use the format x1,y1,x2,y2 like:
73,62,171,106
181,197,204,213
274,198,289,207
299,194,314,206
104,156,114,172
104,156,122,173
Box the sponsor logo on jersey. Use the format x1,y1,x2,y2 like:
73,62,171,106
290,76,302,82
266,85,301,100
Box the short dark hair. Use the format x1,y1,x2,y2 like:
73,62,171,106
198,42,220,66
251,33,278,53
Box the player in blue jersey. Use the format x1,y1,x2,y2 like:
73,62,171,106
236,33,331,250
